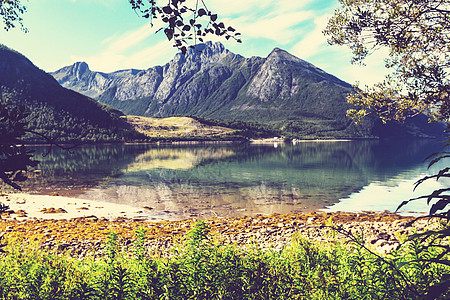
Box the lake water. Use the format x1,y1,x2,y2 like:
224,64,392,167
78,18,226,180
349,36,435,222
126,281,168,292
16,139,449,219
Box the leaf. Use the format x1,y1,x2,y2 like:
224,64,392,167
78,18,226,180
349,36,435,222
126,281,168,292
13,171,27,182
162,5,173,14
198,8,207,17
227,26,235,32
430,199,450,215
210,14,217,22
396,200,411,212
168,16,177,27
164,28,174,41
182,25,191,31
180,46,187,55
428,154,450,168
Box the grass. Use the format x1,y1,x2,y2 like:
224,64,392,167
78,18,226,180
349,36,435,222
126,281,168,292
0,221,448,299
122,115,236,139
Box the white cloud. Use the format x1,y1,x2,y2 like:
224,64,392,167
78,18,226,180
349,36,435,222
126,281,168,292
288,12,391,87
106,25,154,54
206,0,314,17
70,25,176,72
180,0,316,45
203,0,271,16
64,0,389,84
290,14,330,59
338,48,392,86
226,11,312,44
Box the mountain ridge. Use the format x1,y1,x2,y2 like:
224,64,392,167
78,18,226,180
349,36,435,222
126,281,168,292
0,44,145,143
52,42,443,139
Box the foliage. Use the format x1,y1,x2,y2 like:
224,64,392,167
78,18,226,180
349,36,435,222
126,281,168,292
0,44,150,145
0,223,448,299
325,1,450,297
0,100,38,190
0,0,27,32
396,136,450,298
129,0,241,54
324,0,450,123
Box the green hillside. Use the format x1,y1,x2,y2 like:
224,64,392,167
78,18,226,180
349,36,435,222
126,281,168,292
0,44,145,143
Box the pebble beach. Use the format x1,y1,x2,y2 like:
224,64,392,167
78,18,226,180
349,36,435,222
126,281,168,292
0,191,434,256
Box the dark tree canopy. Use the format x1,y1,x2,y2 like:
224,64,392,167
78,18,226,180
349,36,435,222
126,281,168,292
324,0,450,123
129,0,241,54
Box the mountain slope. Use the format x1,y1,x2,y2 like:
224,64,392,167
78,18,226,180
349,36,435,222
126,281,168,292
52,42,443,139
0,44,144,143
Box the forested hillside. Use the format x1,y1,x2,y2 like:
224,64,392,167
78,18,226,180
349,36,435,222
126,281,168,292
0,44,146,143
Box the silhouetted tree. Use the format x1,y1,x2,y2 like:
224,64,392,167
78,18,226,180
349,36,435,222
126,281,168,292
0,100,38,190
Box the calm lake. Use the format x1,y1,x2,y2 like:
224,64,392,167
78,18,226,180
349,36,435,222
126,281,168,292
18,139,449,220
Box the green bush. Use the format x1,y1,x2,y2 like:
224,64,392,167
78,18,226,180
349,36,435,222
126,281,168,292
0,222,448,299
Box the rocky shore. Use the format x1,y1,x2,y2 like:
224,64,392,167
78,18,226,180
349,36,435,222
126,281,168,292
0,211,434,257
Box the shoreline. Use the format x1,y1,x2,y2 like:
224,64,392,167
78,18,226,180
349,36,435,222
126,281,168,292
0,191,426,222
0,192,172,221
0,191,434,255
0,207,432,255
22,137,381,147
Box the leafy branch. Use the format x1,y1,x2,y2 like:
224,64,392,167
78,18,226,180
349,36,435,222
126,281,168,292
129,0,241,54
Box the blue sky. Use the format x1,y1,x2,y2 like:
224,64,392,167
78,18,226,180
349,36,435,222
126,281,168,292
0,0,389,86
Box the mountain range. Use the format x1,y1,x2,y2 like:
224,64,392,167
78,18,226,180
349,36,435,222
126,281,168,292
51,42,443,139
0,42,442,142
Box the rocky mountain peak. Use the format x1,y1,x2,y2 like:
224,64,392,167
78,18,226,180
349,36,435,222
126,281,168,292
182,41,229,64
70,62,90,77
268,47,299,61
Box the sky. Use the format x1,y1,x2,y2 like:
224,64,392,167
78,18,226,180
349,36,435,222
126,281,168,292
0,0,390,86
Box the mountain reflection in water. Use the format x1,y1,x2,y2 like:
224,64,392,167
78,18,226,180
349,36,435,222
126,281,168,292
15,139,447,219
